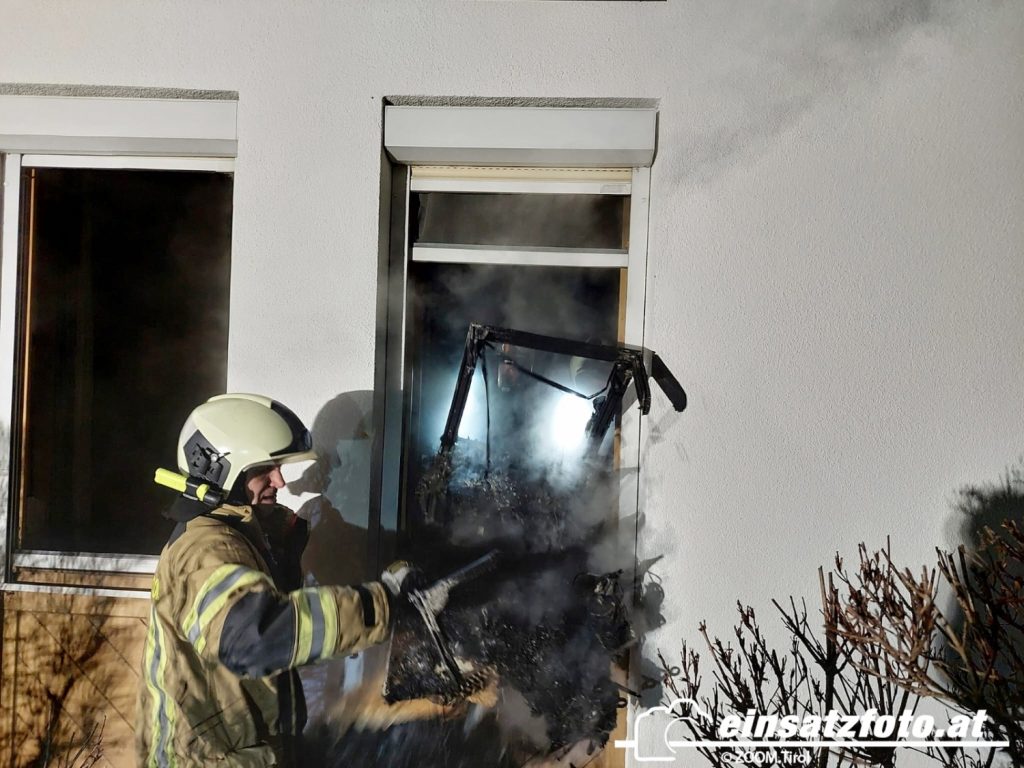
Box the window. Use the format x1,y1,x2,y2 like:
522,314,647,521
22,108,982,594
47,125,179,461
13,159,232,557
0,91,237,585
411,166,631,265
374,105,656,567
401,167,633,534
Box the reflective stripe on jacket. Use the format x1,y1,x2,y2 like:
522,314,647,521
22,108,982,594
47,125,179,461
136,503,390,767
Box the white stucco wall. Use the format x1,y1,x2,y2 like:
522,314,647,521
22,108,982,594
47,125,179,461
2,1,1021,764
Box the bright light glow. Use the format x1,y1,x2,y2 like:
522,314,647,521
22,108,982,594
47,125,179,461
458,373,485,440
550,394,593,451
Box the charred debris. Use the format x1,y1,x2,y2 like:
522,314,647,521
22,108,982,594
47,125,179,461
383,324,687,755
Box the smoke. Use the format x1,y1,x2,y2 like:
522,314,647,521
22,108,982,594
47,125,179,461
382,142,670,758
406,260,621,478
672,0,973,184
391,295,655,751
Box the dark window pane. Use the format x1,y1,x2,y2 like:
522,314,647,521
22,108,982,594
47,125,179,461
16,167,232,555
413,193,627,250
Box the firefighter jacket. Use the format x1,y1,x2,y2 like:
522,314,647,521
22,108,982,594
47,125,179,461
136,500,390,767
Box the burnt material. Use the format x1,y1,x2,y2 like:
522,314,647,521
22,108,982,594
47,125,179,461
396,551,502,692
418,323,686,526
389,448,635,748
385,550,630,748
388,324,686,753
437,323,687,455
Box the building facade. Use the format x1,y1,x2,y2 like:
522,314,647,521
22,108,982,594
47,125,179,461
1,2,1022,766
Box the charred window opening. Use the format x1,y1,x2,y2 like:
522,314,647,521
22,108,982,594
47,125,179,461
385,324,684,752
394,262,633,751
375,106,660,759
382,162,642,752
14,167,232,555
401,262,622,532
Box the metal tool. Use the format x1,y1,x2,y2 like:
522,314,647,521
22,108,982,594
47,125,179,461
393,550,500,691
408,550,500,684
418,323,688,524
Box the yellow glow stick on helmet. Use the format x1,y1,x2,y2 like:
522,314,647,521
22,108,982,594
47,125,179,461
176,394,316,502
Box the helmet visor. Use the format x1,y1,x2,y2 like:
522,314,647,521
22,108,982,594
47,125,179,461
269,400,314,457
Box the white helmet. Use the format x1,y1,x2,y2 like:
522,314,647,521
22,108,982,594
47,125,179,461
177,393,316,498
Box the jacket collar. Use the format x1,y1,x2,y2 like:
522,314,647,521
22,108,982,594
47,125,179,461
164,496,258,523
212,502,257,521
187,501,300,556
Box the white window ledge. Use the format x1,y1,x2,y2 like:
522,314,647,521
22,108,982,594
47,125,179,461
412,244,629,268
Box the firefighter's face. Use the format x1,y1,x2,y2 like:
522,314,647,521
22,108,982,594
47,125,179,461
245,464,285,506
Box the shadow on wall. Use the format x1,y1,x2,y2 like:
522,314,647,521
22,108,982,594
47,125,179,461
946,460,1024,721
951,461,1024,552
290,391,376,587
287,391,379,720
1,595,142,768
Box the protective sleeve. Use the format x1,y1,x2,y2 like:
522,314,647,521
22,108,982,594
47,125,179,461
172,531,390,678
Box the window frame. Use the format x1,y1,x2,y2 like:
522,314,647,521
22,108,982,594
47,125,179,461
0,93,237,591
409,168,634,268
370,105,655,574
1,152,236,585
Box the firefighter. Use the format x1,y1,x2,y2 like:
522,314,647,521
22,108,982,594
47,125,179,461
137,393,415,767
